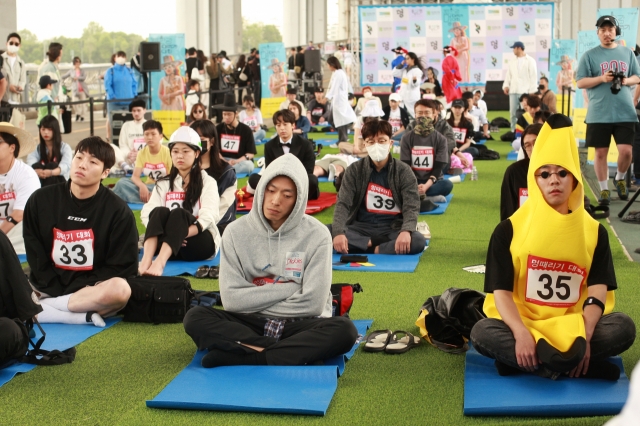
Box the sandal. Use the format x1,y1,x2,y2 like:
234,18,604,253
195,266,210,278
363,329,393,352
385,331,420,354
208,266,220,279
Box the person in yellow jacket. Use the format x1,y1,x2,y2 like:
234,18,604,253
470,114,635,381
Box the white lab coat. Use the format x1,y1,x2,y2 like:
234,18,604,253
326,69,356,128
392,66,423,117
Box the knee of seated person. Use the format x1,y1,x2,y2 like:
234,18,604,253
409,232,426,254
611,312,637,343
441,179,454,194
150,206,171,219
101,278,131,305
168,206,191,219
331,316,359,348
0,318,22,342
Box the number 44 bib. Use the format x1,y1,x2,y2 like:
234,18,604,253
411,147,434,171
525,255,586,308
366,183,401,215
52,228,95,271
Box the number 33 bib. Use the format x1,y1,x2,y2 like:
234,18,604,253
525,255,586,307
52,228,95,271
366,183,401,215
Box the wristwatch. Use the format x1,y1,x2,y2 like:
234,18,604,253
429,176,437,183
583,297,605,313
6,216,18,225
245,154,250,160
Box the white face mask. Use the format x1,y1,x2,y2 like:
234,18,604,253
7,45,19,54
367,143,390,162
363,91,373,99
116,57,126,65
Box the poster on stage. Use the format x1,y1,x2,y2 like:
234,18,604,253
148,33,186,137
597,8,639,49
358,2,554,86
549,39,576,114
259,42,287,119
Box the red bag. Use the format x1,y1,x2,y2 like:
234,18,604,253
331,283,363,317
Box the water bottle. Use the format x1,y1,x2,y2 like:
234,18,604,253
471,166,478,181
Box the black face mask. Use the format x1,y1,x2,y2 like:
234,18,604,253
200,145,208,155
538,84,546,91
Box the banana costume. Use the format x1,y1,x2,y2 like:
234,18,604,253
483,115,614,353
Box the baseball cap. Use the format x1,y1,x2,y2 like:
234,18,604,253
168,126,202,151
596,15,617,28
510,41,525,49
389,93,402,102
451,99,466,108
38,75,57,88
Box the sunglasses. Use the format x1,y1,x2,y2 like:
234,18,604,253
535,170,569,179
8,41,19,46
194,110,204,114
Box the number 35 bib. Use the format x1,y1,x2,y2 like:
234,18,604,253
52,228,95,271
525,255,586,307
166,192,200,217
366,183,401,215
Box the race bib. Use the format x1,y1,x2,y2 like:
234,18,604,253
0,192,16,220
312,107,324,116
221,134,241,154
51,228,94,271
366,183,401,215
525,255,586,307
411,147,434,171
165,191,200,217
143,163,167,182
389,118,402,134
284,251,305,278
243,116,258,129
453,127,467,144
519,188,528,207
133,137,147,151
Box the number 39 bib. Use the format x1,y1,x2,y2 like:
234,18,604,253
51,228,95,271
366,183,401,215
411,147,434,171
525,255,586,307
165,192,200,217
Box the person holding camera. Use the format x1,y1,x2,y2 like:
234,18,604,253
577,15,640,205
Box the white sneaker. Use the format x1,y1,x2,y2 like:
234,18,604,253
328,164,337,181
329,143,339,149
416,222,431,239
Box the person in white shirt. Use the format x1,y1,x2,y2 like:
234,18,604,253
473,90,488,116
0,122,40,255
117,99,147,173
355,86,383,116
279,88,306,116
462,92,491,140
502,41,538,132
326,57,356,144
1,33,27,105
239,95,266,142
392,52,424,118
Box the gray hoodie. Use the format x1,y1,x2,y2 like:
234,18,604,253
219,154,333,318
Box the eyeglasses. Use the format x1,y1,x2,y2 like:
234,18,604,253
8,42,19,46
535,170,569,179
194,110,204,114
363,138,390,146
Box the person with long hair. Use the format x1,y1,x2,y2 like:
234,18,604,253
268,60,287,97
188,102,207,123
139,127,221,276
191,119,237,235
61,57,89,122
288,101,310,140
27,115,71,186
449,22,470,82
392,52,424,117
447,99,478,158
235,54,250,104
158,56,185,111
239,95,266,142
425,67,444,98
326,56,356,144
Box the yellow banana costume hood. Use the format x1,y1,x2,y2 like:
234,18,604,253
483,114,614,353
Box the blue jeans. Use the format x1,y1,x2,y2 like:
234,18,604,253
112,178,154,203
509,93,522,132
253,128,266,142
392,130,405,142
463,146,480,159
225,158,255,175
420,178,453,197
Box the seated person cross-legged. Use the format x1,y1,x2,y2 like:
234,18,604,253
183,154,358,368
112,120,172,204
139,127,221,276
330,120,425,255
470,115,636,381
27,115,72,187
24,137,139,327
214,93,256,175
400,100,453,212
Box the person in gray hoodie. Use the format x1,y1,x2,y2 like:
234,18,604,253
184,154,358,368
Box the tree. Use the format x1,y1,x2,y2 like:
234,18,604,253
242,19,282,52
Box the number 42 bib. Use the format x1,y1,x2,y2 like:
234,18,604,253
51,228,95,271
366,183,401,215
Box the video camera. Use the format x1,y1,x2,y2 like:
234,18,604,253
610,71,626,94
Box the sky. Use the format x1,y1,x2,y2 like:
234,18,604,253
17,0,285,40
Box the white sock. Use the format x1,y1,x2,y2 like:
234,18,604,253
41,294,72,312
38,304,105,327
599,180,609,191
615,170,626,181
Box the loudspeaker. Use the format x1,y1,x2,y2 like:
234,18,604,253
140,42,161,72
304,50,322,74
484,80,509,111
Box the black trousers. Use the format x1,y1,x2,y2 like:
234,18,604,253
251,80,262,108
0,318,27,366
32,162,66,187
145,207,215,261
248,173,320,200
209,78,223,123
183,307,358,366
634,121,640,179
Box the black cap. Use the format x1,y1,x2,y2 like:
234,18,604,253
314,87,324,93
596,15,616,28
38,75,58,88
451,99,466,108
286,87,297,95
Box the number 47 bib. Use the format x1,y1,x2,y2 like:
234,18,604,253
525,255,586,308
51,228,95,271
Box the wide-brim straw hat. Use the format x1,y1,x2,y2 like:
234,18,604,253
0,122,37,157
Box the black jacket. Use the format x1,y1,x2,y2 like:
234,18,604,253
500,158,529,221
264,134,316,174
382,105,411,129
0,232,42,320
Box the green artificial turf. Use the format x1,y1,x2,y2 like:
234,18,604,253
2,113,639,425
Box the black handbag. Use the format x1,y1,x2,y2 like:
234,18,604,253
122,276,195,323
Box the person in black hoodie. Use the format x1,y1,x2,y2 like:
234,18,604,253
24,137,138,327
247,109,320,200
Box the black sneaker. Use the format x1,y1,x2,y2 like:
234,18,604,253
599,189,611,205
613,179,628,200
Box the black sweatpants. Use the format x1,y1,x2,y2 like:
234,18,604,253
145,207,215,261
0,318,26,367
183,307,358,366
32,162,66,187
327,221,426,255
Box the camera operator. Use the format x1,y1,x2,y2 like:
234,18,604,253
577,15,640,205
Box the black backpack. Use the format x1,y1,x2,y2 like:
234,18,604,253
490,117,511,128
474,144,500,160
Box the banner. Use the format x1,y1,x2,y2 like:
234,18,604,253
259,42,287,119
149,33,186,137
574,31,600,109
597,8,639,49
359,2,554,86
548,39,576,114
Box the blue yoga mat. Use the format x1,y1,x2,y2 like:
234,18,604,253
421,193,454,215
236,172,249,179
128,203,143,211
138,251,220,277
332,244,427,273
475,139,487,145
444,173,466,182
17,254,27,263
507,151,518,161
0,318,121,388
255,139,267,146
146,319,372,415
464,344,629,416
